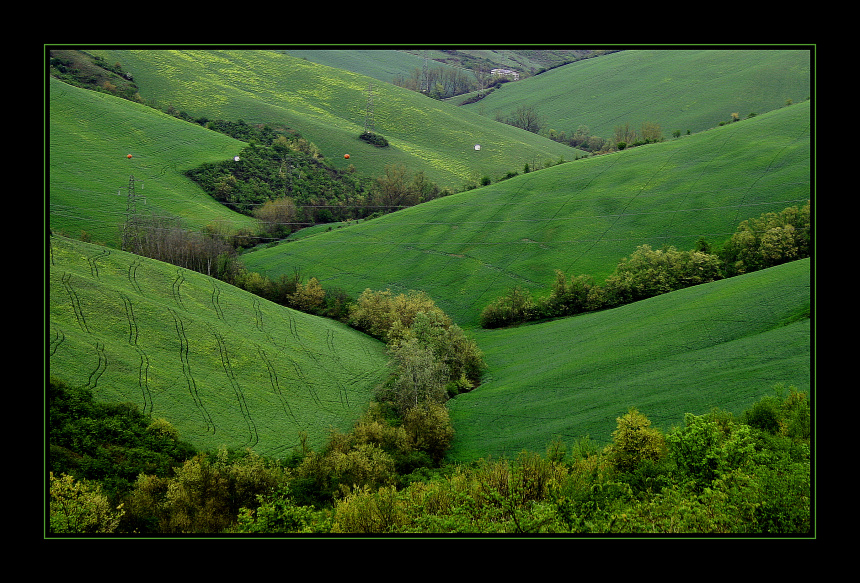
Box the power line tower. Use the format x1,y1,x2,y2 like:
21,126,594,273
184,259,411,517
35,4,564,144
121,174,146,252
363,82,375,134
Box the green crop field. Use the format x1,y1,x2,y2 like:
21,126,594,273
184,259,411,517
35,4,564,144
90,48,577,190
48,235,390,456
445,258,811,462
49,77,257,247
462,48,812,141
242,100,811,329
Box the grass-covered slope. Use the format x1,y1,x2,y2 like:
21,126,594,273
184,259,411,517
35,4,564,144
242,100,811,329
462,48,812,141
446,258,811,463
91,49,577,189
278,48,443,86
49,77,257,247
48,235,390,457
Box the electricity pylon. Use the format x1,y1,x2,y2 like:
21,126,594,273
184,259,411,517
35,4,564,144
121,174,146,252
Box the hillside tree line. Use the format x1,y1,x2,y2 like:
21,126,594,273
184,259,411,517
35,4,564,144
481,201,811,328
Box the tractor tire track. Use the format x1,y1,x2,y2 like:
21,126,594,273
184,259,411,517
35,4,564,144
210,326,258,448
281,311,324,408
253,299,265,334
169,308,214,434
60,272,89,333
82,341,107,390
256,344,299,425
211,282,225,321
86,248,110,280
293,328,349,409
127,258,144,295
49,327,66,357
120,293,153,416
731,120,811,228
171,268,186,308
565,147,677,276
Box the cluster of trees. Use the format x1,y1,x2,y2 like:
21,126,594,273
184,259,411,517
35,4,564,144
122,214,251,279
347,289,486,409
546,121,664,153
229,267,354,322
184,135,373,223
358,131,389,147
481,201,811,328
719,201,811,276
49,378,810,534
393,64,483,99
185,137,450,238
547,125,609,153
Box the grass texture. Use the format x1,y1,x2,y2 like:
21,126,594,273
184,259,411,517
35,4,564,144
48,235,390,457
445,258,811,462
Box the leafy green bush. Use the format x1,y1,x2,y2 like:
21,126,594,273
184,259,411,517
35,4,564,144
49,472,126,534
234,485,331,533
48,378,196,502
666,411,756,491
742,384,810,441
124,448,288,534
603,407,667,474
349,288,485,396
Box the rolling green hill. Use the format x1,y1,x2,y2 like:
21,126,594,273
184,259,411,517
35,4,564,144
461,48,811,142
90,48,577,190
49,77,257,247
241,100,811,329
278,48,451,86
277,48,595,86
48,235,390,456
46,47,813,475
446,258,811,462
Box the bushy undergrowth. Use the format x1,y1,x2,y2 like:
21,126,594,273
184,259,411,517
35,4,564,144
48,378,197,504
49,379,810,535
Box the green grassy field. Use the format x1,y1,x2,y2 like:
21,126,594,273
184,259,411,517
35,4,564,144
48,235,390,456
462,48,812,141
47,48,813,470
445,258,811,462
278,48,445,86
91,48,577,190
242,100,811,329
49,77,257,247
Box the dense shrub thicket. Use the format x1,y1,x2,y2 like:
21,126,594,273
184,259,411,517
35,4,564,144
48,378,196,503
50,381,809,534
184,135,374,224
481,201,811,329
